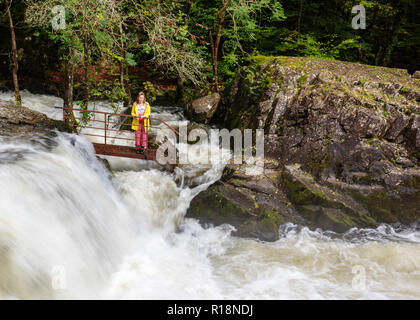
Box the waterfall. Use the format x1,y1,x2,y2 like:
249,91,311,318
1,90,420,300
0,134,135,298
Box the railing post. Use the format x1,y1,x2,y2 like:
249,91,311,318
104,113,107,145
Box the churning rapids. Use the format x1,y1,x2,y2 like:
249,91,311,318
1,90,420,299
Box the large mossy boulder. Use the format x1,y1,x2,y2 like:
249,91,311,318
187,182,285,242
188,56,420,241
187,164,299,242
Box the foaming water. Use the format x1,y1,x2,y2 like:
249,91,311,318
0,90,420,299
0,90,64,120
108,220,420,300
0,134,136,298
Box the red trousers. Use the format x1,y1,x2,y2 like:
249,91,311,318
135,121,147,148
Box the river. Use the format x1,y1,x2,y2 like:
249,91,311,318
0,90,420,299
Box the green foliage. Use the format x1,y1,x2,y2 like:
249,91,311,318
240,55,278,106
274,0,418,72
134,0,209,85
274,31,365,61
188,0,286,85
91,80,127,112
1,0,418,103
297,74,307,88
126,53,136,67
142,81,162,103
399,86,410,94
75,101,93,126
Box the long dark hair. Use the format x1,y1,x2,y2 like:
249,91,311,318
136,91,146,104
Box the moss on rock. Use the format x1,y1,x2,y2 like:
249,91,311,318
281,165,377,232
254,210,284,241
201,55,420,236
187,185,251,227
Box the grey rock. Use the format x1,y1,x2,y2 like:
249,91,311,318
187,92,221,124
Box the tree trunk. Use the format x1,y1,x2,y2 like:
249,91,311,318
211,0,229,92
382,21,401,67
209,30,218,91
63,48,76,126
119,23,131,109
5,0,21,106
119,61,125,97
357,30,363,62
82,39,90,108
120,61,132,110
297,0,304,34
176,74,184,102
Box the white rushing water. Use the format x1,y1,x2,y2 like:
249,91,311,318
1,90,420,300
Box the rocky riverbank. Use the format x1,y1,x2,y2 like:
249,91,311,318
0,99,71,137
187,56,420,241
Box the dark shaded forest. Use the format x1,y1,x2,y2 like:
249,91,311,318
1,0,419,106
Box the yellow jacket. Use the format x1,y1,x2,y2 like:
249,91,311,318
131,102,151,131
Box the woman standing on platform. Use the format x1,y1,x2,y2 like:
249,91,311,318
131,91,151,155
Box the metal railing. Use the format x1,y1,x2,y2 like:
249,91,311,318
61,107,180,149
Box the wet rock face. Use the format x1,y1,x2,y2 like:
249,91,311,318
406,115,420,158
187,166,294,242
186,92,221,124
0,99,71,137
188,56,420,241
